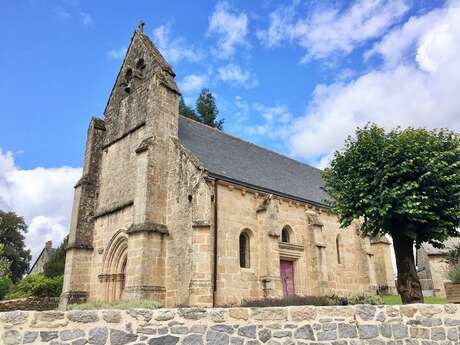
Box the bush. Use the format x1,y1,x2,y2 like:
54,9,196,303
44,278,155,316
447,245,460,265
240,295,334,307
448,265,460,283
0,276,12,300
347,293,384,305
6,274,63,299
238,293,383,307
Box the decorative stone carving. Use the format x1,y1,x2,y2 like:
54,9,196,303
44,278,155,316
306,211,323,227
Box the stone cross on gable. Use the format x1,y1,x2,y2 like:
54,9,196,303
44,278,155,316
138,20,145,33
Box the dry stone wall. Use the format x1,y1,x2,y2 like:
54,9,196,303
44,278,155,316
0,298,59,312
1,304,460,345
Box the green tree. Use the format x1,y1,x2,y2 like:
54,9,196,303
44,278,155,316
0,211,31,283
322,125,460,304
44,236,68,278
179,96,200,122
6,274,63,299
196,89,224,130
0,244,13,300
447,244,460,265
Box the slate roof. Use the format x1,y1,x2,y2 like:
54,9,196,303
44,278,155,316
178,116,330,206
422,237,460,255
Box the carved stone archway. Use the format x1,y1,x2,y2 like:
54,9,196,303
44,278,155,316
99,230,128,302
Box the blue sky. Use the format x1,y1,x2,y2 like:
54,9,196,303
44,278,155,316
1,0,459,259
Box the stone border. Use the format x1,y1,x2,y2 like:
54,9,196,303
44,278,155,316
0,297,59,312
1,304,459,344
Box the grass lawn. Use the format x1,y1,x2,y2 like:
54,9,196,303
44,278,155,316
382,295,448,305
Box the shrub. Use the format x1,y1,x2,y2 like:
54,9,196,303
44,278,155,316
347,293,384,305
6,274,63,299
238,293,384,307
448,265,460,283
0,276,12,300
240,295,333,307
447,245,460,265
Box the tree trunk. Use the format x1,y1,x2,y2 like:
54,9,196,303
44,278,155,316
393,235,424,304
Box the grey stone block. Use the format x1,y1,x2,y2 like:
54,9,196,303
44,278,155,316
67,311,99,323
294,325,315,340
89,327,108,345
110,329,138,345
182,334,204,345
41,331,59,342
338,323,357,338
259,329,272,343
431,327,446,340
238,325,257,338
2,330,21,345
61,329,85,341
206,330,229,345
392,324,409,339
148,335,179,345
358,325,379,339
23,331,38,344
210,325,234,334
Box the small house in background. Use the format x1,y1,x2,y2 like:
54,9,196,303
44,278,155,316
29,240,55,275
417,237,460,297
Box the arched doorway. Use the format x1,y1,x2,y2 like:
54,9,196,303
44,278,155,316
119,258,127,300
101,231,128,302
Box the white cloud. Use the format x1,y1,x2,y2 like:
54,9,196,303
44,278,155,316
0,148,81,262
258,0,409,62
179,74,208,93
245,103,293,139
208,1,249,58
364,5,448,67
108,47,127,60
217,64,257,87
153,25,203,63
287,1,460,166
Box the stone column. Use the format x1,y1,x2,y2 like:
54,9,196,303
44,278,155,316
371,236,396,294
61,118,105,307
123,140,168,302
188,180,213,307
257,195,282,298
360,237,377,292
306,210,329,295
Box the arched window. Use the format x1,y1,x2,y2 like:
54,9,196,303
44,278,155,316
281,227,290,243
239,231,250,268
281,225,294,243
336,234,342,264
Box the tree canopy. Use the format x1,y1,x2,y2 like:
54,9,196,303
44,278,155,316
0,244,12,300
0,211,31,283
322,125,460,303
43,236,68,278
179,89,224,130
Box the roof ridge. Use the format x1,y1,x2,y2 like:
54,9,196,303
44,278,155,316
179,115,323,174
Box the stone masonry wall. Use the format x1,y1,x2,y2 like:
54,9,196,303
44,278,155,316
1,304,460,345
0,298,59,312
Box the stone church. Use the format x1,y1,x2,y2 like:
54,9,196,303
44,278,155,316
62,27,395,307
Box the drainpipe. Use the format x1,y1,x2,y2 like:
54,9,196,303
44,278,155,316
212,179,218,307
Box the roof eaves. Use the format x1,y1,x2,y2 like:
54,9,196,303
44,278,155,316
208,172,330,209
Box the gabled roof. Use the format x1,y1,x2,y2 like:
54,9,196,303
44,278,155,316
178,116,330,206
28,246,55,274
422,237,460,255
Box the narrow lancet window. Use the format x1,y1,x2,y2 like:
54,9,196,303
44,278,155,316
239,231,250,268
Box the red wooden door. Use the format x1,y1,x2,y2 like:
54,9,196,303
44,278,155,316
280,260,295,296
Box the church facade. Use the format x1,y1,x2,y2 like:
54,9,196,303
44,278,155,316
62,28,395,307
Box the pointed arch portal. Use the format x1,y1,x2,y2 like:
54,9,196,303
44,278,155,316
100,230,128,302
